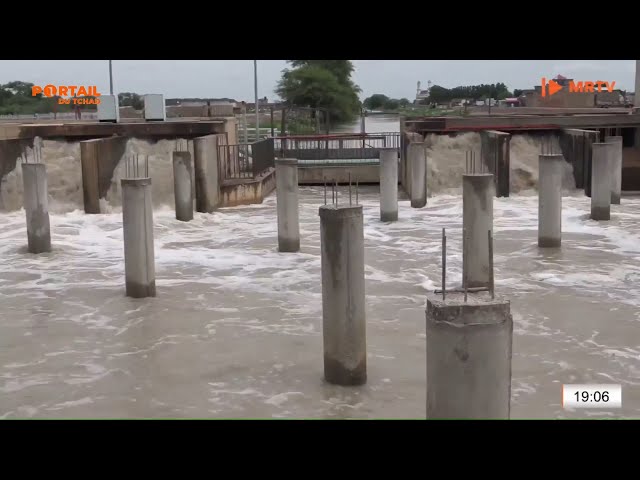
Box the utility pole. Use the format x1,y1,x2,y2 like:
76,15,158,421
109,60,114,95
254,60,259,141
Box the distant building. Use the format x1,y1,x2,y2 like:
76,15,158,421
415,81,430,104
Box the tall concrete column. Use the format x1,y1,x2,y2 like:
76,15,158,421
590,143,613,221
193,134,221,213
319,205,366,386
462,174,494,288
408,142,427,208
21,163,51,254
379,149,398,221
79,137,126,214
122,178,156,298
604,136,622,204
538,154,563,248
426,293,513,419
635,60,640,108
275,158,300,252
172,151,193,222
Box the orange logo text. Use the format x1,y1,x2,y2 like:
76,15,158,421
32,85,101,105
541,78,616,97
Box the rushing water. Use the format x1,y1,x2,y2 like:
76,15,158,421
1,129,639,418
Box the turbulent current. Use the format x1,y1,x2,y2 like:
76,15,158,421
0,133,574,213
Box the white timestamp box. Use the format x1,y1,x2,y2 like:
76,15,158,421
563,384,622,409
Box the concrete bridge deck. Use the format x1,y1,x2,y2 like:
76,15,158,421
404,112,640,133
0,118,230,141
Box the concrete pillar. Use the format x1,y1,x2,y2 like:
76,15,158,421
172,151,193,222
193,134,221,213
409,142,427,208
590,143,613,221
426,293,513,419
462,174,494,288
79,137,127,214
275,158,300,252
538,154,563,248
122,178,156,298
481,130,511,197
635,60,640,108
379,149,398,221
319,205,366,386
21,163,51,253
604,136,622,204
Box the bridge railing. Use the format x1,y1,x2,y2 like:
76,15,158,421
217,137,275,182
274,132,400,160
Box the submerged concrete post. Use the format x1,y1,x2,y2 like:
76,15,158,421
462,174,494,288
590,143,613,221
172,151,194,222
604,136,622,204
275,158,300,252
21,163,51,253
538,154,563,248
426,292,513,419
379,149,398,221
122,178,156,298
408,142,427,208
319,205,366,386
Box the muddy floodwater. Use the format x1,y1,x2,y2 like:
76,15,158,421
1,185,639,418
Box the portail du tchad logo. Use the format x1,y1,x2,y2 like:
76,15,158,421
31,85,101,105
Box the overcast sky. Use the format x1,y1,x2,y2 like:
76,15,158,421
0,60,636,100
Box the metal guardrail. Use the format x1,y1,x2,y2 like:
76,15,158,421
274,132,400,161
217,138,274,182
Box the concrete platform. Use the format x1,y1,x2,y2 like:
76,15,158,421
0,118,229,141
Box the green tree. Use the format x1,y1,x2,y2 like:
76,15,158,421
118,92,144,110
363,94,390,110
399,98,411,107
277,61,361,123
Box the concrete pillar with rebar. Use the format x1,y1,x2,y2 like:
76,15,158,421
21,162,51,254
538,154,563,248
590,143,613,221
122,156,156,298
604,136,622,205
428,229,512,419
319,199,366,386
379,149,398,221
408,142,427,208
426,291,513,419
172,151,193,222
462,174,494,288
275,158,300,252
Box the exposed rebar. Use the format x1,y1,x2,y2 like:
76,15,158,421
324,177,327,205
442,228,446,301
488,229,495,300
356,178,359,205
463,227,468,303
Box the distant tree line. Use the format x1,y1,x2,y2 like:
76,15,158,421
424,83,514,104
362,94,412,111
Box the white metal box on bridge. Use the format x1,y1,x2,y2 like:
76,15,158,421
144,94,166,121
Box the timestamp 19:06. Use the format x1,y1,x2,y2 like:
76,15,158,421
562,384,622,409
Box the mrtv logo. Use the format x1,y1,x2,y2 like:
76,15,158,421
541,75,616,97
31,85,101,105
